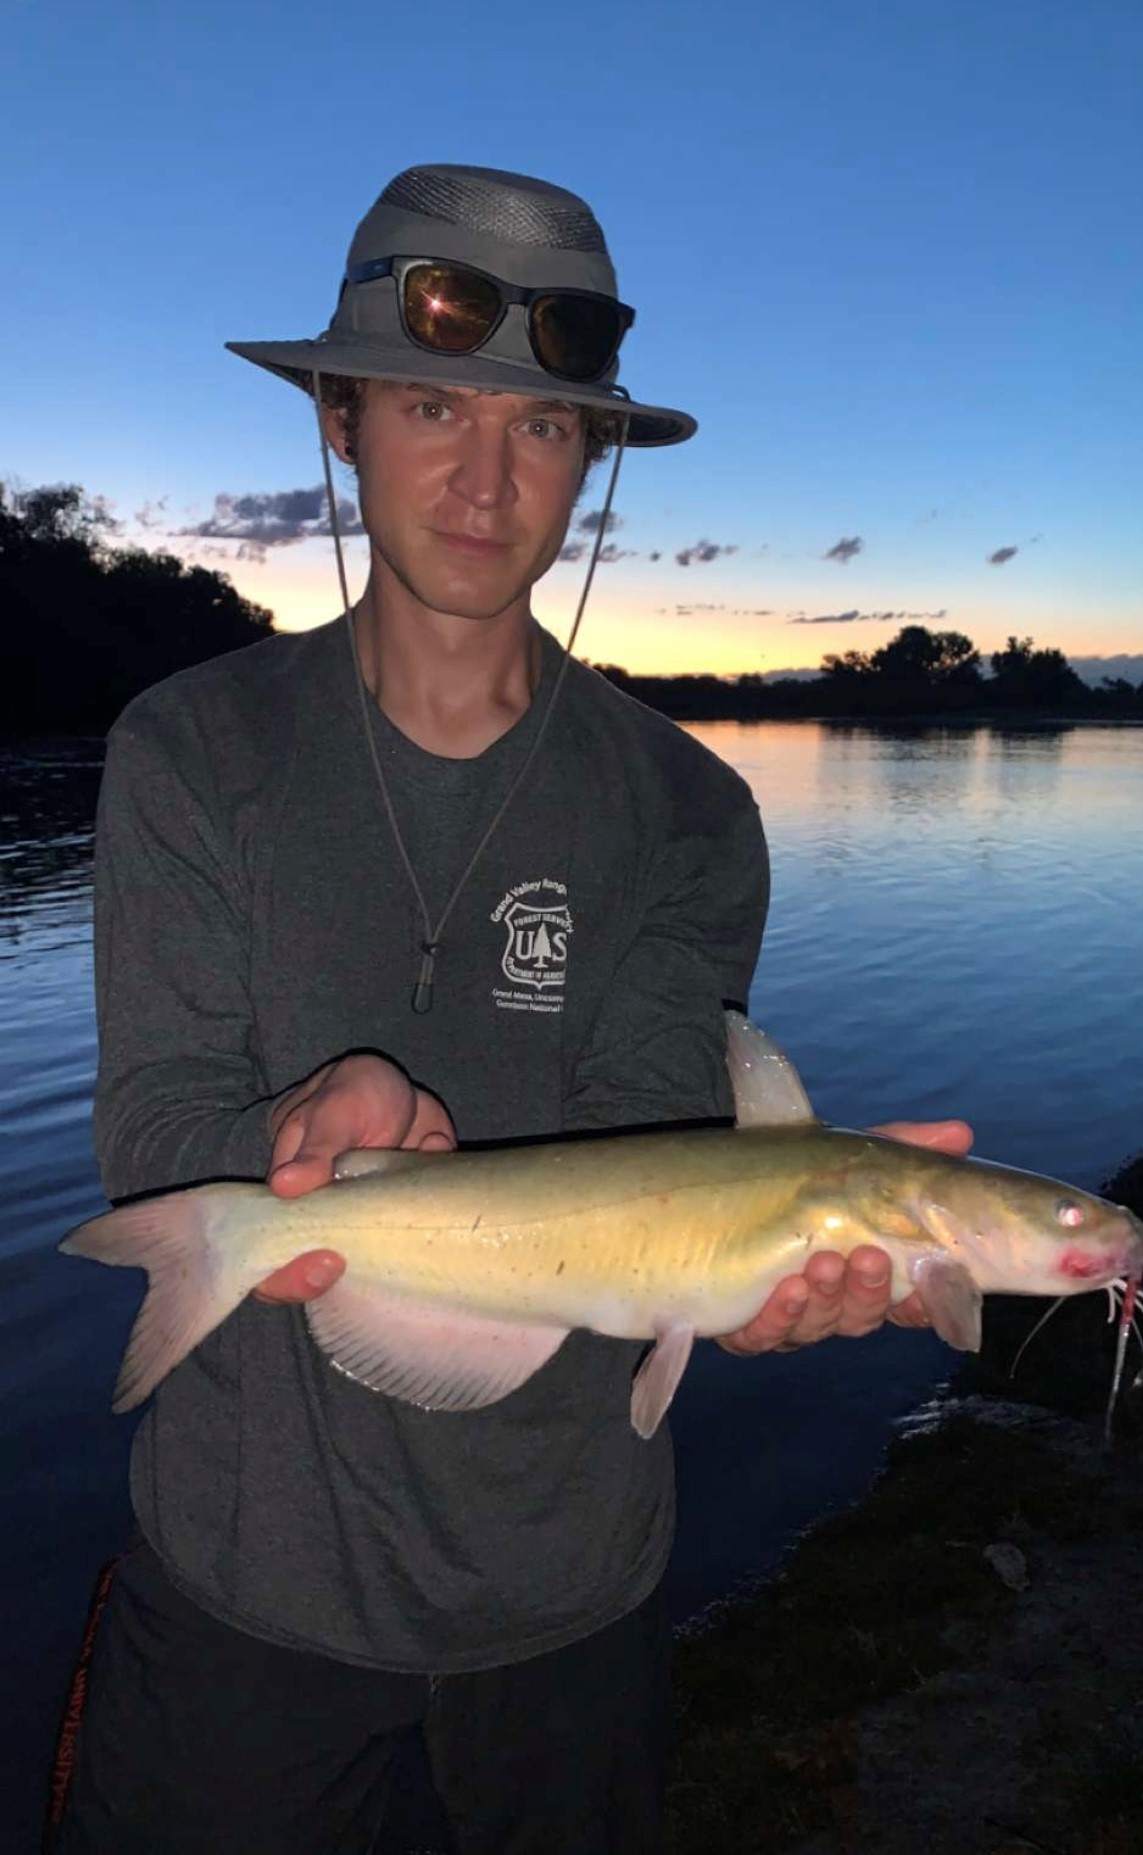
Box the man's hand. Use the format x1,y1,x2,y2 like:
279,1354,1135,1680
255,1053,456,1306
718,1118,973,1356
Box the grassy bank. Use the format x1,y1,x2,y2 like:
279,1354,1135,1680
666,1153,1143,1855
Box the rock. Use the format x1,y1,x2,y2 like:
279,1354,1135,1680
983,1541,1030,1591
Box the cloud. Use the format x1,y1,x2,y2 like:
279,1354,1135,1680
558,539,633,564
788,608,948,626
648,550,662,562
676,539,739,567
577,508,622,535
1069,653,1143,687
732,608,774,616
183,487,364,546
988,545,1018,566
134,497,170,532
823,536,863,564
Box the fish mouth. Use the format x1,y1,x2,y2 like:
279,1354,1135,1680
1059,1209,1143,1285
1123,1208,1143,1279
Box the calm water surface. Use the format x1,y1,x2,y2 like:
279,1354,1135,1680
3,722,1141,1846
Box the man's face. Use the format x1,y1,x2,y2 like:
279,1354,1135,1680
332,381,587,622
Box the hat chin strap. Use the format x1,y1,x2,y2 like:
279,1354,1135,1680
310,368,628,1013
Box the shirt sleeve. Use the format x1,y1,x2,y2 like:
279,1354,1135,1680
562,785,768,1133
92,705,275,1199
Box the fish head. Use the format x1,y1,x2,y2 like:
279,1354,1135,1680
914,1156,1143,1297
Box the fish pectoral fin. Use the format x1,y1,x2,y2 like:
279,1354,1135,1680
725,1011,819,1129
305,1279,569,1411
909,1254,983,1351
629,1323,696,1440
332,1148,454,1181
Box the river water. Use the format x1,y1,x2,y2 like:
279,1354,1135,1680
3,720,1141,1847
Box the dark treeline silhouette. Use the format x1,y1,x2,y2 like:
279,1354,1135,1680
3,486,1140,734
2,484,272,733
596,622,1143,723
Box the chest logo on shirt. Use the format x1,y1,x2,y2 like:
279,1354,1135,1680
490,879,572,1015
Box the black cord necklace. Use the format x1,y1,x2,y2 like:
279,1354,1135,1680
314,374,628,1013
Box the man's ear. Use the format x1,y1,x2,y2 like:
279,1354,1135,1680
320,401,354,467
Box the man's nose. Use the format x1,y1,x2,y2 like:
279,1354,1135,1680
450,426,517,509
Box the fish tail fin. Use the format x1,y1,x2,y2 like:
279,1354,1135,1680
62,1188,245,1413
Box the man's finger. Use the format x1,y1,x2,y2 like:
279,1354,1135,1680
253,1249,346,1305
872,1119,974,1155
267,1064,335,1148
273,1086,394,1191
268,1104,309,1173
886,1291,932,1329
269,1154,337,1198
718,1278,810,1354
403,1089,457,1152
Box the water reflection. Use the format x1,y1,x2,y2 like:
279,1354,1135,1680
0,741,103,949
823,719,980,758
990,727,1070,755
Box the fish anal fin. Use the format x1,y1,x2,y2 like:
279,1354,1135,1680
629,1323,696,1439
305,1279,569,1411
725,1011,818,1129
910,1253,983,1351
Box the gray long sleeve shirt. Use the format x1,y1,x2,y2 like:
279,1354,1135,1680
92,618,768,1672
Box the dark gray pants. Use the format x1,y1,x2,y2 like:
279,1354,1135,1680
48,1542,671,1854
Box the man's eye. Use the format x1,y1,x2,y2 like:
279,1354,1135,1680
414,400,450,421
527,418,563,440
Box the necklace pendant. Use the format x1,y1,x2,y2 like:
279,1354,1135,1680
412,939,441,1015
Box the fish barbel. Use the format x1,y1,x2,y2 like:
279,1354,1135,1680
63,1016,1143,1436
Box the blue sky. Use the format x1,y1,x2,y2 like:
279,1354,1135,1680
4,0,1141,677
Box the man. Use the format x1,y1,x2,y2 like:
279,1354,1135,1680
57,165,969,1853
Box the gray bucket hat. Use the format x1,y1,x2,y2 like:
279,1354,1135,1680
227,164,696,448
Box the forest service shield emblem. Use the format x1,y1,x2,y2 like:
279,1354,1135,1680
491,879,573,1008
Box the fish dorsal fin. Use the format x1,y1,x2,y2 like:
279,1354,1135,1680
725,1011,818,1129
305,1278,569,1411
332,1148,451,1182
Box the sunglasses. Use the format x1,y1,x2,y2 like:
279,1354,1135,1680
343,256,635,384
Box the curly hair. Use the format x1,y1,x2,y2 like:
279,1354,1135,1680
309,373,622,480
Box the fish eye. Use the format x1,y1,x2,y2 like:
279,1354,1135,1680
1056,1199,1085,1229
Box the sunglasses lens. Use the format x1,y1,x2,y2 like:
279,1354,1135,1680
403,264,502,353
530,294,625,381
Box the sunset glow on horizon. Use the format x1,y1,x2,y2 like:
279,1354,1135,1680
227,538,1140,683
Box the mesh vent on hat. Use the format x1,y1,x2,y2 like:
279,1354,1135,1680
380,167,609,255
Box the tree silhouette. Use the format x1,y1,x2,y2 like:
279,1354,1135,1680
989,635,1088,708
1,483,272,734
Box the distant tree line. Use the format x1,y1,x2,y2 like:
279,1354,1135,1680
2,484,1139,734
1,483,271,733
595,623,1143,723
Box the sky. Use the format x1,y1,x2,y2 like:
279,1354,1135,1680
3,0,1141,681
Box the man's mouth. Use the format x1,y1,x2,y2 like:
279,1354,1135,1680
433,531,513,556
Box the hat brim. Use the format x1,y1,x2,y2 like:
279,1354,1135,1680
225,338,696,447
